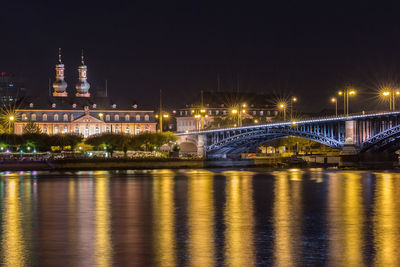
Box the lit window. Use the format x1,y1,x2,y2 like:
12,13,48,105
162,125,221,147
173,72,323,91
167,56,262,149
52,103,56,108
54,114,59,121
31,114,36,121
105,114,110,121
145,126,150,133
75,127,79,134
115,114,119,121
260,111,264,116
95,126,100,134
43,127,47,133
54,126,59,134
29,103,34,108
144,114,149,121
22,113,27,121
72,103,77,109
136,114,140,121
63,126,68,133
43,114,47,121
106,127,110,133
112,104,117,109
125,114,130,121
115,126,119,133
135,128,140,134
63,114,68,121
93,104,97,109
125,127,130,134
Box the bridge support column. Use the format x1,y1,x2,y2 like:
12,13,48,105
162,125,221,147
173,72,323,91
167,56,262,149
340,120,359,167
197,134,206,158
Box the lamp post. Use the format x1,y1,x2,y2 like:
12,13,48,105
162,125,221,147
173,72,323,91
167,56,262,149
290,97,297,120
279,103,286,121
382,89,400,111
338,89,356,116
331,97,337,117
8,115,14,133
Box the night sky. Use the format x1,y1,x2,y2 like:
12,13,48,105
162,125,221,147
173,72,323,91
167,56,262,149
2,1,400,112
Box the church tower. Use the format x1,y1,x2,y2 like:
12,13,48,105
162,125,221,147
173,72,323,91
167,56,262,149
52,48,68,97
75,50,90,97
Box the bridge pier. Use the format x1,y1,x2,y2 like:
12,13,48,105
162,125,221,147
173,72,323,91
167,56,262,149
340,120,359,167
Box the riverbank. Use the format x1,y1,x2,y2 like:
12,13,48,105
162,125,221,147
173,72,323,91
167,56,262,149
0,156,398,171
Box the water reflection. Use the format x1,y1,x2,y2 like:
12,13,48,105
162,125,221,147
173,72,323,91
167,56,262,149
2,178,26,267
152,170,176,266
187,170,215,266
3,170,400,266
273,170,303,266
373,173,400,266
95,174,113,267
224,171,255,266
327,172,364,266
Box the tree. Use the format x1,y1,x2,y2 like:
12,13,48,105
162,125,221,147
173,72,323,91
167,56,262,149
23,121,42,134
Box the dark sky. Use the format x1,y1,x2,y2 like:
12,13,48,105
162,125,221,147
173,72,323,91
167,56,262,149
2,0,400,112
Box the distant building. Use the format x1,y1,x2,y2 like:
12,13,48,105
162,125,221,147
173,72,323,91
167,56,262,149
14,49,156,136
0,72,25,105
175,91,278,132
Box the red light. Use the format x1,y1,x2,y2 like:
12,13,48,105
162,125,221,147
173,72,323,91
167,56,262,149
173,110,176,114
1,72,5,76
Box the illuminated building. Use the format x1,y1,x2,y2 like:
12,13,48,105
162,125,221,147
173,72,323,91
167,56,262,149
13,49,156,136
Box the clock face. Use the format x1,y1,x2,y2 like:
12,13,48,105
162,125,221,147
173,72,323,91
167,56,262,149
82,71,87,78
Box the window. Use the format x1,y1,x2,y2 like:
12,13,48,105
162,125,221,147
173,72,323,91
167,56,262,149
31,113,36,121
43,114,47,121
136,114,140,121
92,104,97,109
29,103,34,108
95,126,100,134
105,114,110,121
125,127,130,134
71,114,74,121
125,114,130,121
144,114,149,121
63,126,68,133
145,126,150,133
253,111,256,115
209,110,212,115
75,127,79,134
22,113,27,121
112,104,117,109
216,110,219,115
54,114,59,121
115,126,119,133
84,127,89,137
106,126,110,133
72,103,77,109
260,111,264,116
114,114,119,121
135,128,140,134
180,111,183,116
52,103,56,108
54,126,59,134
267,111,271,116
43,127,47,133
63,114,68,121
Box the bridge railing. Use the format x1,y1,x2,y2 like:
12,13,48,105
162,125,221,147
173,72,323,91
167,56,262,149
176,109,399,135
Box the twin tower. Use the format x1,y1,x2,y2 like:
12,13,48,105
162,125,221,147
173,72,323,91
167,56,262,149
52,48,90,97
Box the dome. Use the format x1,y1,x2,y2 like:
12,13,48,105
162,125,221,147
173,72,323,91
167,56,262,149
76,80,90,93
53,79,67,92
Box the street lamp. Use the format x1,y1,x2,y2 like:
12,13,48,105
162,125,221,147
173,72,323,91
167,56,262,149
381,89,400,111
278,103,286,121
98,113,104,120
8,115,14,133
331,97,337,116
338,89,356,116
290,97,297,120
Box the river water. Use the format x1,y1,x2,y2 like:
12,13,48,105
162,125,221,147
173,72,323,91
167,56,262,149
0,169,399,266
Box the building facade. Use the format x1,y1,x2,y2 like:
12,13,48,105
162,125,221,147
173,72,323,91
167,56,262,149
175,91,279,132
14,49,156,136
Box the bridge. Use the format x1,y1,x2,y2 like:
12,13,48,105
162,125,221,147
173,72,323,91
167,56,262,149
176,111,400,158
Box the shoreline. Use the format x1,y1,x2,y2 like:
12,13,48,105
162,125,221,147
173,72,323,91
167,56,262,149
0,157,398,171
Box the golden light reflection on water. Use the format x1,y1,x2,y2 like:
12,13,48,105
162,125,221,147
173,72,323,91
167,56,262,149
188,170,215,266
95,176,112,267
373,173,400,266
2,178,25,267
273,171,302,266
224,171,255,266
152,170,176,267
327,172,364,266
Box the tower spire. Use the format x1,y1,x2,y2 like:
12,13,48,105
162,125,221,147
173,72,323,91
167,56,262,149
52,48,68,97
81,49,84,65
58,48,62,64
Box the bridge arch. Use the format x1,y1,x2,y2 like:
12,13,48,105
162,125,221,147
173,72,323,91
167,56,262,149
206,129,342,156
360,124,400,152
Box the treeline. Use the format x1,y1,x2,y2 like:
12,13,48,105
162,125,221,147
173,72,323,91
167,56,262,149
0,132,178,153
